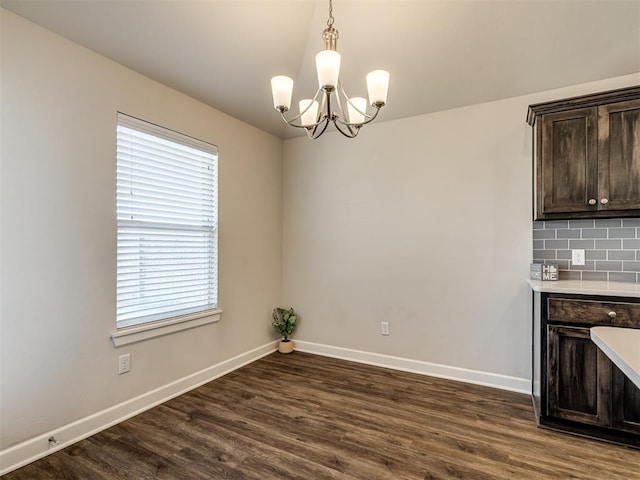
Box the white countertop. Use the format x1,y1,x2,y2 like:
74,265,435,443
528,279,640,298
591,326,640,389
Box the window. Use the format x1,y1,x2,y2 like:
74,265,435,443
116,113,218,332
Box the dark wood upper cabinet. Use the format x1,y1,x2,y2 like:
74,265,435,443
598,99,640,212
528,86,640,220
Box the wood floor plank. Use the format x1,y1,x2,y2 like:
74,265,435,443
3,352,639,479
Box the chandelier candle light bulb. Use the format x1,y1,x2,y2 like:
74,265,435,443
366,70,390,106
316,50,341,89
300,99,319,127
271,75,294,110
348,97,367,124
270,0,389,139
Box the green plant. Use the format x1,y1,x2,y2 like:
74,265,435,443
272,307,297,341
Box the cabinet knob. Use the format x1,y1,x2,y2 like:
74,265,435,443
608,311,617,319
588,198,597,205
601,198,609,205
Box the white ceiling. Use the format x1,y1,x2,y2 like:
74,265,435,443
2,0,640,139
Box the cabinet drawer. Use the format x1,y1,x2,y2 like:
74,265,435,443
548,298,640,327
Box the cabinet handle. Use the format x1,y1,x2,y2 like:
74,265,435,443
601,198,609,205
608,311,617,319
588,199,597,205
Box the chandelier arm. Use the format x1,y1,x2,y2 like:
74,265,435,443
337,104,382,128
277,87,326,128
359,105,382,125
333,83,348,122
333,105,381,129
335,79,380,124
332,84,365,136
278,112,314,130
308,117,331,139
318,90,328,122
309,114,324,137
304,89,331,137
278,112,306,129
333,120,359,138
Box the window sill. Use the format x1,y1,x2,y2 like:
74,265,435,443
111,309,222,347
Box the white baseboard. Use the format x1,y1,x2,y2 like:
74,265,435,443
0,342,277,477
294,340,531,394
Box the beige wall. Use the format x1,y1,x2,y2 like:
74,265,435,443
0,9,283,449
282,73,640,385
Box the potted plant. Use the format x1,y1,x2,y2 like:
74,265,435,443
272,307,297,354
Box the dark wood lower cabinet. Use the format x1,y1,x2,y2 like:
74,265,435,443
612,365,640,435
547,325,611,427
534,292,640,448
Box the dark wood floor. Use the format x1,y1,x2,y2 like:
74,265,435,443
4,352,639,479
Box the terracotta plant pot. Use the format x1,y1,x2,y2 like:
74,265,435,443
278,340,294,354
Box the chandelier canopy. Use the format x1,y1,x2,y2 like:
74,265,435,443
270,0,390,139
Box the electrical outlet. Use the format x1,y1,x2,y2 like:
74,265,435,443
381,321,390,336
572,249,585,266
118,353,131,374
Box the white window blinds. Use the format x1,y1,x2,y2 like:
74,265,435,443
116,113,218,328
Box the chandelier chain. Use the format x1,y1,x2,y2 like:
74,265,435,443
327,0,334,27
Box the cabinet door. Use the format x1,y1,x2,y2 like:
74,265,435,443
611,365,640,434
547,325,611,426
598,99,640,211
540,108,598,215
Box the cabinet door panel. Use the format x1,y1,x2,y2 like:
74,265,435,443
612,365,640,434
547,325,611,426
541,108,598,214
598,99,640,211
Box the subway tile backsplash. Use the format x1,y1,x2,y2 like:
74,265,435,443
533,218,640,283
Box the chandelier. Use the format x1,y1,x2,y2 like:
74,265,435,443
270,0,390,139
